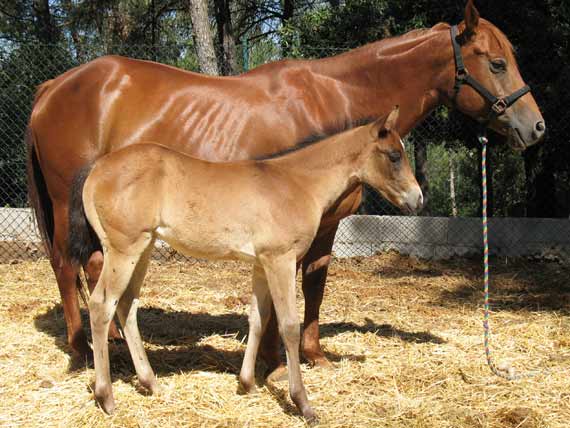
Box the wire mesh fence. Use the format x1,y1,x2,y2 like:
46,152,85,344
0,41,568,262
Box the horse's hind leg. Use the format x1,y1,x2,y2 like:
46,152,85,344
261,253,316,422
115,244,158,394
51,204,91,358
239,265,272,393
89,248,141,414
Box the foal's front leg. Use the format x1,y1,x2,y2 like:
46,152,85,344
239,265,272,392
261,253,316,422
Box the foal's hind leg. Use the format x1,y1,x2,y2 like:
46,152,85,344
89,249,141,414
115,245,158,394
261,253,316,422
239,265,272,393
84,250,123,341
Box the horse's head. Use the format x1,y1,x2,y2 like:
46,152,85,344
443,0,545,150
362,106,423,214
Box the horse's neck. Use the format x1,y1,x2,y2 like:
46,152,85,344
309,27,450,136
269,129,370,213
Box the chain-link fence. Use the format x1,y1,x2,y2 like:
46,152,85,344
0,41,568,261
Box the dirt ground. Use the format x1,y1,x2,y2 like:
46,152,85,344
1,253,570,427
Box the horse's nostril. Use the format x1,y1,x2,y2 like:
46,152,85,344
535,121,545,132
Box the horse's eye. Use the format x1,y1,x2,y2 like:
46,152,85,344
388,151,401,163
490,58,507,73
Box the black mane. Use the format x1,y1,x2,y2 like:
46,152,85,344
255,117,375,160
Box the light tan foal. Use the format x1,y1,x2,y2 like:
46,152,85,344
68,106,422,421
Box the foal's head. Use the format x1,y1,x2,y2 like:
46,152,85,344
361,106,423,214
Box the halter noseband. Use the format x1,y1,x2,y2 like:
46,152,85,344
450,25,531,122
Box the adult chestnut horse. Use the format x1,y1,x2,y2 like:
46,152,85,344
26,1,544,376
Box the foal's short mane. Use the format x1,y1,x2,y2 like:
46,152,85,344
255,117,375,161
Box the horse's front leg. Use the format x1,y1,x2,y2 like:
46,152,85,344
259,224,340,375
258,260,302,382
261,252,316,422
300,224,339,367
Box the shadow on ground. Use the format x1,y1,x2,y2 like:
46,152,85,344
432,259,570,312
34,305,445,375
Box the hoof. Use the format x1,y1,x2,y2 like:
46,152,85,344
310,356,332,369
108,322,124,342
265,364,288,383
238,377,257,394
95,392,116,415
303,350,332,369
140,377,160,396
303,408,319,426
70,330,93,360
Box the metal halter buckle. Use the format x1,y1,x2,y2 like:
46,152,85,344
456,69,468,81
491,99,508,115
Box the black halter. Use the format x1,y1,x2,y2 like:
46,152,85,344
450,25,531,122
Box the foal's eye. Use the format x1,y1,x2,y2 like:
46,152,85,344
490,58,507,73
388,151,401,163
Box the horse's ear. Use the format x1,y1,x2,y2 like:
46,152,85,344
464,0,480,38
371,106,399,138
384,106,400,131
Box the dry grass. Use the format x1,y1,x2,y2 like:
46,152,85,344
1,253,570,427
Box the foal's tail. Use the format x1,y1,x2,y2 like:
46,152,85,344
68,164,100,266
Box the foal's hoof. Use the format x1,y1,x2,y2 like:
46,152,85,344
95,393,116,415
303,408,319,426
265,365,288,383
238,377,258,394
140,377,160,396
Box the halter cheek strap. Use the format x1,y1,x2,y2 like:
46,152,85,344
450,25,531,121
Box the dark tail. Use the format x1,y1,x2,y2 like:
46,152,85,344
26,126,54,258
68,164,100,266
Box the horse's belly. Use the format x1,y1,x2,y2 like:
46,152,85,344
155,226,257,263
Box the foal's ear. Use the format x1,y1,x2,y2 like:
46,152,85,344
372,105,400,139
463,0,480,39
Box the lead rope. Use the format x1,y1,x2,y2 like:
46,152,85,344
479,133,548,381
479,134,516,380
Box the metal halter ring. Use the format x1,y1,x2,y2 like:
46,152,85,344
491,99,508,115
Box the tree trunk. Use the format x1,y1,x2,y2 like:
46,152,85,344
449,152,458,217
150,0,159,60
281,0,295,57
283,0,295,21
414,140,430,216
61,0,85,61
188,0,219,75
214,0,238,75
32,0,59,43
